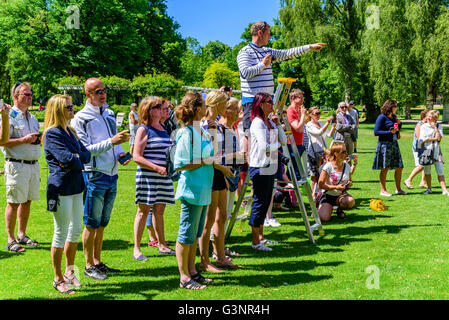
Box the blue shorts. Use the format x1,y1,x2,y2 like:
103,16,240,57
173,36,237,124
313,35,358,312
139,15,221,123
177,200,208,245
83,172,118,229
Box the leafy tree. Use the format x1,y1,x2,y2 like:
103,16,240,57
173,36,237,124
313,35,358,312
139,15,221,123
202,62,240,89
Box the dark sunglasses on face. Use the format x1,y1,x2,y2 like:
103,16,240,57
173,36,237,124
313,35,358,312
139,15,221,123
150,103,162,110
263,100,274,105
313,112,321,115
94,88,107,95
65,105,74,111
18,93,33,97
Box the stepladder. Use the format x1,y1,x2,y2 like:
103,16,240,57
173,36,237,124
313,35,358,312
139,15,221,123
225,78,324,244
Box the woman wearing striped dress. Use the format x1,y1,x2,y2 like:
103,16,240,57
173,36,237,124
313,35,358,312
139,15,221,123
132,96,175,261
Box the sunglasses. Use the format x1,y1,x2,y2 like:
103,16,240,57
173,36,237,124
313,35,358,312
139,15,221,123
94,88,107,95
313,112,321,115
263,100,274,105
18,93,33,97
65,105,74,111
341,150,348,154
150,103,162,110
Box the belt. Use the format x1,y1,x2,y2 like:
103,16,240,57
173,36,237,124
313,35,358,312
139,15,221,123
6,158,37,165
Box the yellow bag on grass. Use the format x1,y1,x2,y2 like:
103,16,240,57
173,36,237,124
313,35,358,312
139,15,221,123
370,199,387,211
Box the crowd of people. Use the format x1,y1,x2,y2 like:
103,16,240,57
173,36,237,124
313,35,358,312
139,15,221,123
0,21,447,294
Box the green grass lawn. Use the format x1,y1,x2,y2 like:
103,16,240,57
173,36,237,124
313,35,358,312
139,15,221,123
1,123,449,300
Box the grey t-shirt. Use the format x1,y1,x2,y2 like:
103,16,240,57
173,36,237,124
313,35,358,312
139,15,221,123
0,106,40,161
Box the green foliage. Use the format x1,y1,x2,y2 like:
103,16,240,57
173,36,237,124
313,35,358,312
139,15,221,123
202,62,240,89
132,73,183,98
0,0,185,100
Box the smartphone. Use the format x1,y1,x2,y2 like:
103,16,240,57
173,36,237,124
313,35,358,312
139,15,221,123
348,154,355,161
118,152,132,164
31,132,43,145
394,123,398,130
0,100,3,109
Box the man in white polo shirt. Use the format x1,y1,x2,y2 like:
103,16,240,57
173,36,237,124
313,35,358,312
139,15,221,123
1,82,41,253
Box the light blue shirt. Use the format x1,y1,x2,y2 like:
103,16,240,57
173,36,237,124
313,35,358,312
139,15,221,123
174,125,214,206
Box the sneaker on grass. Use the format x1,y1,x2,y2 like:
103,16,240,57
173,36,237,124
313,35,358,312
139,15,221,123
251,243,272,251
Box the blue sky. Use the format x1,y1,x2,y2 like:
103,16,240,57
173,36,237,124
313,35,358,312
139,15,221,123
166,0,282,47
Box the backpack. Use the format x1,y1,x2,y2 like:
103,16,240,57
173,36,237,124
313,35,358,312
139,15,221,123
166,126,193,182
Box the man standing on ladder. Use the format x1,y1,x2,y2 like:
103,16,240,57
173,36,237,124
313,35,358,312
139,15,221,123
237,21,326,163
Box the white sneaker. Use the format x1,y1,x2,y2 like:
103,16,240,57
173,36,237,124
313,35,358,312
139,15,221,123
261,239,279,245
263,219,271,227
251,243,272,251
269,218,282,227
442,191,449,196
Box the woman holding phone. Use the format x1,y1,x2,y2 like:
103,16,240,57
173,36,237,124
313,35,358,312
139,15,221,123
372,99,407,196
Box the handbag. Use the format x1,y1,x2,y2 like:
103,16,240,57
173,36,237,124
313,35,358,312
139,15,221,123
418,141,435,166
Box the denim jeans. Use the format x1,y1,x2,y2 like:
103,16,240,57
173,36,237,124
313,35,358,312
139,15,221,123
248,167,275,227
83,171,118,229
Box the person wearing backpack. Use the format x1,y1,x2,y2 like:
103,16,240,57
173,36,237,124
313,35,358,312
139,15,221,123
132,96,175,261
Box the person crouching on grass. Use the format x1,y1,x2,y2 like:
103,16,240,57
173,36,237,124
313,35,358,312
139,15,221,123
317,143,355,222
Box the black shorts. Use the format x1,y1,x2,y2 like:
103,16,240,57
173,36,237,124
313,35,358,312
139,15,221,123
212,169,227,191
319,193,340,206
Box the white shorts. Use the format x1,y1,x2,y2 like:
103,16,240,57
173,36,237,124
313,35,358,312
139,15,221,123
413,151,420,167
4,161,40,204
424,161,445,176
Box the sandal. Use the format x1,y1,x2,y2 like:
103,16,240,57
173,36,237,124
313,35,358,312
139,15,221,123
216,259,242,269
148,239,158,248
64,274,83,288
17,235,39,247
191,273,213,284
224,247,239,256
179,279,206,290
5,240,25,253
198,263,225,273
212,252,232,262
336,209,348,220
53,280,76,295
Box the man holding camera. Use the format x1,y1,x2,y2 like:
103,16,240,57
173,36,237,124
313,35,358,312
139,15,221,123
72,78,131,280
2,82,41,253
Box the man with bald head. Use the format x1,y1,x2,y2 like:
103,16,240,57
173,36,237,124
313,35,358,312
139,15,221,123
72,78,130,280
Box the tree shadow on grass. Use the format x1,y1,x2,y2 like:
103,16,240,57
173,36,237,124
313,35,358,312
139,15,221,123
102,240,132,251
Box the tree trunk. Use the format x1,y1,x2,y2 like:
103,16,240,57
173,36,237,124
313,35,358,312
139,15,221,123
405,104,411,120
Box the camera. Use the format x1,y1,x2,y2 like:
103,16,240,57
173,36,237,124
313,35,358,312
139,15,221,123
223,86,231,92
279,153,290,165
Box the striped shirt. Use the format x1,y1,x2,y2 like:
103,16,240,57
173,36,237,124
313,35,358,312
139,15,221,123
135,125,174,205
237,43,310,100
